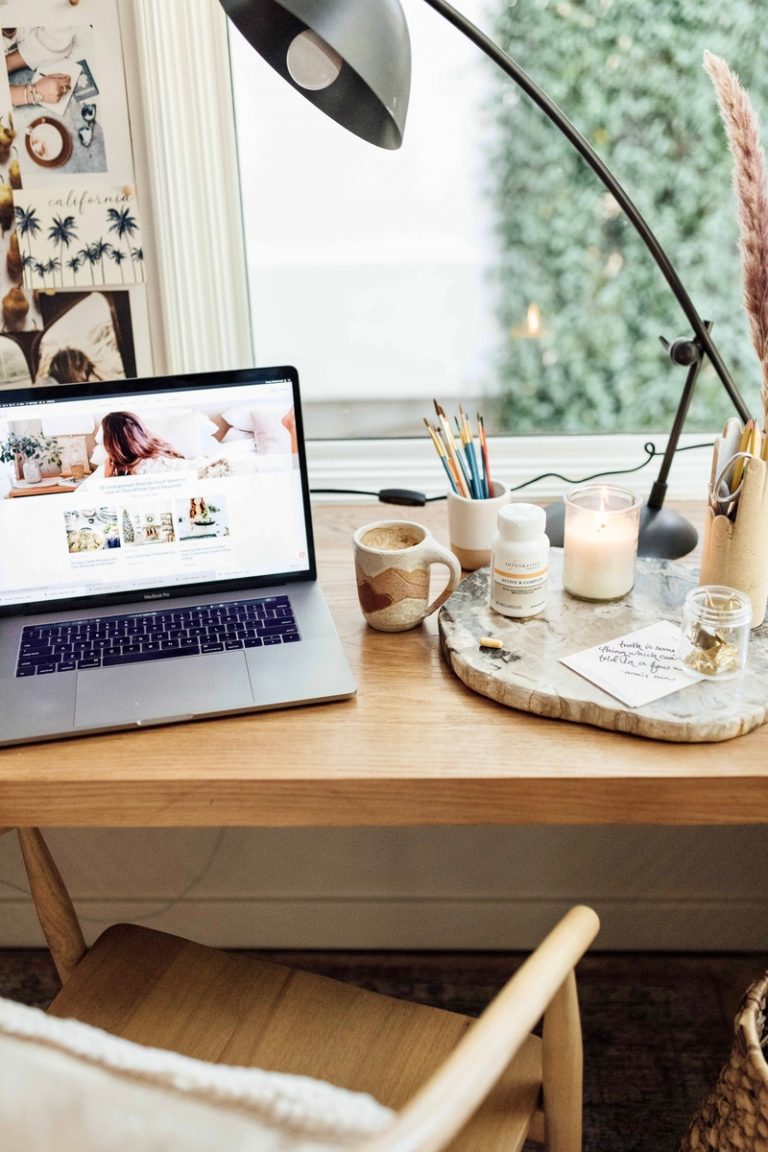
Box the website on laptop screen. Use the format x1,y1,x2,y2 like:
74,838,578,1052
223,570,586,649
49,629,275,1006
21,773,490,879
0,376,312,611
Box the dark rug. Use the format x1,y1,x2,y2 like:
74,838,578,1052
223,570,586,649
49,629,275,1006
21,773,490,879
0,948,760,1152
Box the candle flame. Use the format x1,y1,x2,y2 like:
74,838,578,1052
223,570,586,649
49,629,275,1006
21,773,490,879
510,303,543,339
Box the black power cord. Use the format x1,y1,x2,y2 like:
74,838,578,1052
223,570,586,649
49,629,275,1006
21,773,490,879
310,439,713,506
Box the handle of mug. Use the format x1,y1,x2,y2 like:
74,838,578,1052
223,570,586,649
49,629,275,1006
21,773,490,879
424,544,462,618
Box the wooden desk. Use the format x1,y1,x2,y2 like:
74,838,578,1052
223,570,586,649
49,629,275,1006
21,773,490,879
1,502,766,829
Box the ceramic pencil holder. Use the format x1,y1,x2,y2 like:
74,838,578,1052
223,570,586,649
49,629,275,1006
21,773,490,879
446,480,510,570
700,456,768,628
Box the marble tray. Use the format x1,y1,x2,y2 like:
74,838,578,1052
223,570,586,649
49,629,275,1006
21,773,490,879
438,550,768,743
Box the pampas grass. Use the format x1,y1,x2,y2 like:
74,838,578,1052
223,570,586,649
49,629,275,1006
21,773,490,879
704,49,768,430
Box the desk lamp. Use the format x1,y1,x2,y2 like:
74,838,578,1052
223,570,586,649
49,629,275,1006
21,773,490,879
218,0,751,558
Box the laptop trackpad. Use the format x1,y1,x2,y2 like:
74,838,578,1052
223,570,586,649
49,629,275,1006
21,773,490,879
74,652,254,729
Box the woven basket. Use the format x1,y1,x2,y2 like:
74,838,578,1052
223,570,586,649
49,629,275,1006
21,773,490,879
682,971,768,1151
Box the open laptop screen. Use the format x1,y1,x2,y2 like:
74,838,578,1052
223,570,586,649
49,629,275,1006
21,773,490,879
0,366,315,614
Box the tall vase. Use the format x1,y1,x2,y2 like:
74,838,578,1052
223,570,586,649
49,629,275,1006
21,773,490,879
22,456,41,483
699,456,768,628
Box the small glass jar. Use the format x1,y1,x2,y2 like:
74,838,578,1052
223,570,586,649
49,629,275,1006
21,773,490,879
678,585,752,680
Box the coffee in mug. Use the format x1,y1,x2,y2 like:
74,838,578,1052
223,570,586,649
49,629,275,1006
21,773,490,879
358,524,421,551
353,520,461,632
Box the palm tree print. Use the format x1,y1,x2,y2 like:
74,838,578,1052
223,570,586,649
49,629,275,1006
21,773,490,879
16,202,142,290
106,206,139,282
15,206,41,286
44,257,60,289
88,237,112,283
47,215,78,288
108,247,127,283
78,245,97,285
131,246,145,283
79,240,112,286
66,254,83,285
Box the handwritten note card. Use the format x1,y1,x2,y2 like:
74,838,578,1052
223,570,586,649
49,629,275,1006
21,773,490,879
560,620,702,708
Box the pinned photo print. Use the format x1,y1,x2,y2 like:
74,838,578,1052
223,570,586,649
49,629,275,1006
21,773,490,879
5,25,107,178
14,186,144,290
0,289,137,388
36,290,136,383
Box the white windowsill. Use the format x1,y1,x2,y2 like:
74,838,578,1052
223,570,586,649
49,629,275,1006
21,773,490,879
305,432,712,502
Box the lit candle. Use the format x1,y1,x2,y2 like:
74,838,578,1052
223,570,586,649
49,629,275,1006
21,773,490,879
563,485,641,601
511,303,544,339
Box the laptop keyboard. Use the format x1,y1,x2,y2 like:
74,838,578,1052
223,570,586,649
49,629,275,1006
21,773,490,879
15,595,300,678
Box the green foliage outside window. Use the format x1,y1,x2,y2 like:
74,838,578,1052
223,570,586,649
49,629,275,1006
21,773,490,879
488,0,768,433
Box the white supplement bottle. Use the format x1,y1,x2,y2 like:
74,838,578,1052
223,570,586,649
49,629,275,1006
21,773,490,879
489,503,549,619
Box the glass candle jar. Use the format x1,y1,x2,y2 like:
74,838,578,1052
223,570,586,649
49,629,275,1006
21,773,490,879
678,585,752,680
562,485,641,601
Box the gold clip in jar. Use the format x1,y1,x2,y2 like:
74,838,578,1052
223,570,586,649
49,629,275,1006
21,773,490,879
678,585,752,680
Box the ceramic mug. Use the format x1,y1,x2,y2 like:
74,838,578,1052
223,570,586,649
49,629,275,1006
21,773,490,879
447,480,510,570
353,520,461,632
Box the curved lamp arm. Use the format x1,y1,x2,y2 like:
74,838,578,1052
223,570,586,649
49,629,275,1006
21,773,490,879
423,0,750,424
219,0,751,555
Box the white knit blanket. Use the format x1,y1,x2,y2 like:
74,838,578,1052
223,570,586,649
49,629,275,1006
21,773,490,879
0,996,394,1143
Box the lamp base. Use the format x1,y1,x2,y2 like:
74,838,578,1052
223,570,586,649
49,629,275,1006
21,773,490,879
544,501,698,560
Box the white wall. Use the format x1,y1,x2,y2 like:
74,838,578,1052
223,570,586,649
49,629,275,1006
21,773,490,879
1,825,766,951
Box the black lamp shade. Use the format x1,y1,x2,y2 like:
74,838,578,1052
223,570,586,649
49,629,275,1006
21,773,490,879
219,0,411,149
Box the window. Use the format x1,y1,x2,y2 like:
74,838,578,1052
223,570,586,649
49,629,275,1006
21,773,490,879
229,0,766,447
131,1,763,500
230,0,499,439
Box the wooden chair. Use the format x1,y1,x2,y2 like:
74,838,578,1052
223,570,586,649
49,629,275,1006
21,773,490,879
4,827,600,1152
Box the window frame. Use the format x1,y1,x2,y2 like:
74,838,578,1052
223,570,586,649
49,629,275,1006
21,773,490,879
122,0,712,502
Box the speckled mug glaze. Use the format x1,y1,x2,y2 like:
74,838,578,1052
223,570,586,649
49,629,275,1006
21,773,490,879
353,520,462,632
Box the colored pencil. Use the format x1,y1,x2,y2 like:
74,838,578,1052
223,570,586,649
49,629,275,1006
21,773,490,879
456,410,482,499
423,418,459,493
465,407,487,498
478,413,492,498
424,402,493,500
433,400,471,497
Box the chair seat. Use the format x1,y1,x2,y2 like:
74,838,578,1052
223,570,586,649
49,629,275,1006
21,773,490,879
48,924,543,1152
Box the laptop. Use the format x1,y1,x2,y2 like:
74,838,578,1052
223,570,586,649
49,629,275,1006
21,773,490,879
0,365,356,746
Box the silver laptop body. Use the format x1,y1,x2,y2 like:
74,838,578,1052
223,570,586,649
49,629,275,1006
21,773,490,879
0,365,355,746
